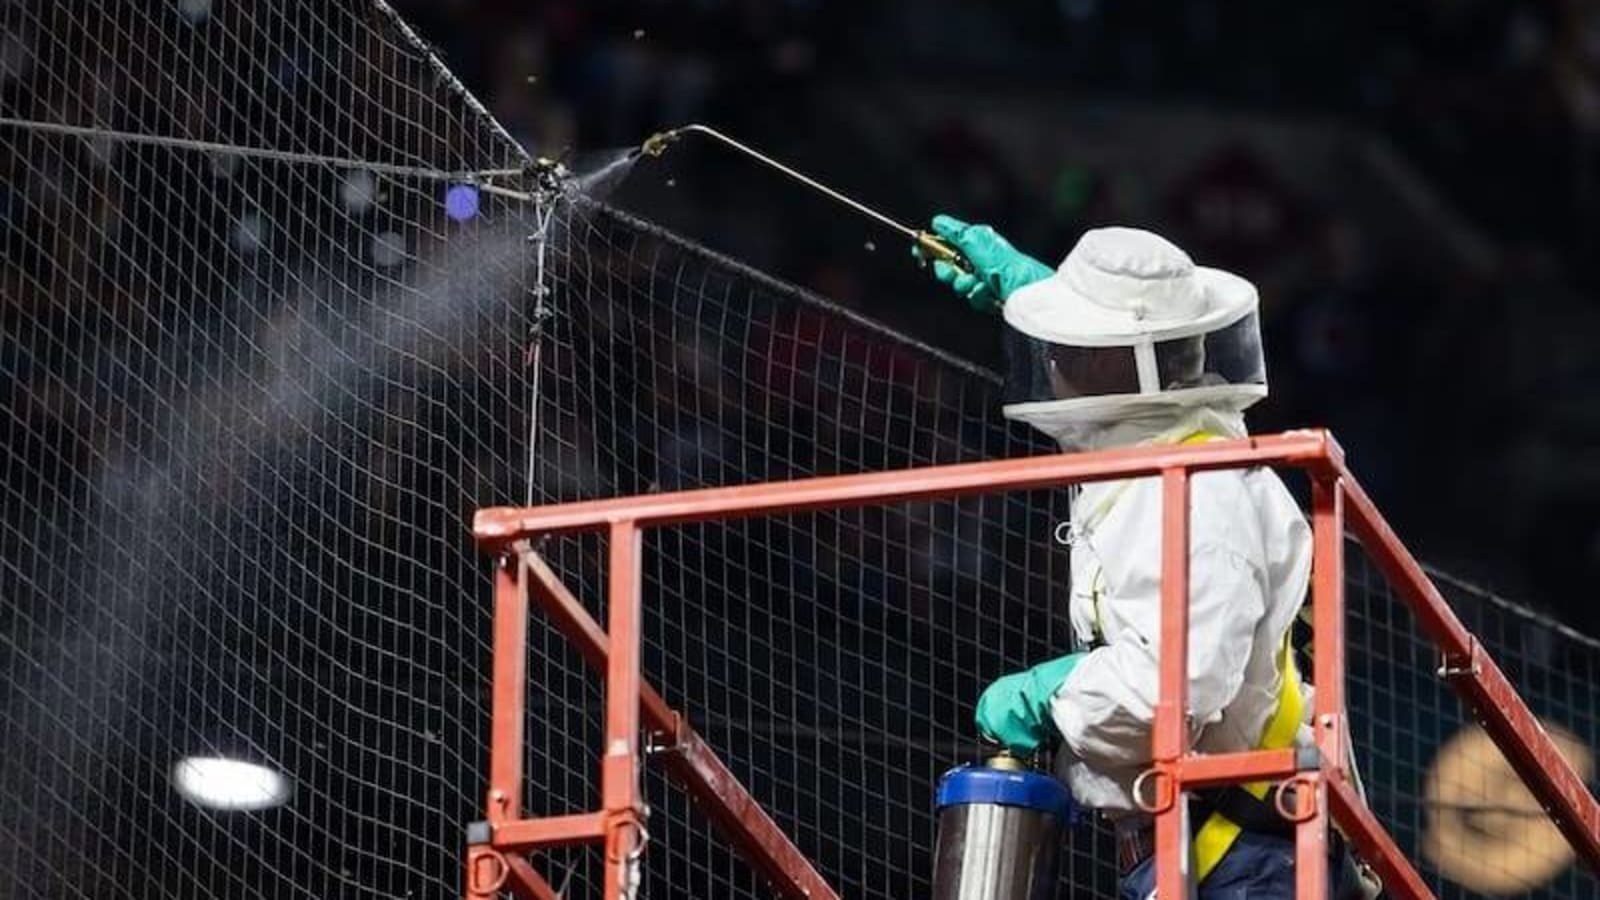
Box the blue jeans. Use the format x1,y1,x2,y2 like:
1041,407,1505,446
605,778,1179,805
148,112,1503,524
1118,832,1348,900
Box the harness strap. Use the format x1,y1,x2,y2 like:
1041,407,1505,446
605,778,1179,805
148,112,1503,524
1085,430,1219,646
1192,632,1306,882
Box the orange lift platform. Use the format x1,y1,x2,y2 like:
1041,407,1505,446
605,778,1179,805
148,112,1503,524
463,429,1600,900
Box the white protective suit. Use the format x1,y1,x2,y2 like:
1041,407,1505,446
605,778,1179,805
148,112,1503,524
1000,227,1314,815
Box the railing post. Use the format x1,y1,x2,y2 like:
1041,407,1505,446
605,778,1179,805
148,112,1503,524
1311,477,1346,775
603,520,646,898
1294,476,1345,898
1155,467,1193,900
467,550,530,900
1294,772,1329,899
489,550,529,823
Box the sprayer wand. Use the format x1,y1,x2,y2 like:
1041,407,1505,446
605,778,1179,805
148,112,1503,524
640,124,972,274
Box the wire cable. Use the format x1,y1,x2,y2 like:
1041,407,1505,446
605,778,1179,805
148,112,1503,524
0,116,526,184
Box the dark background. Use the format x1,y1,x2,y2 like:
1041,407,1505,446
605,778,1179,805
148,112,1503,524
395,0,1600,631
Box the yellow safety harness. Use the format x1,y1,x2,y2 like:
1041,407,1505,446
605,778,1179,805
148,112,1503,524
1191,636,1305,882
1076,430,1307,883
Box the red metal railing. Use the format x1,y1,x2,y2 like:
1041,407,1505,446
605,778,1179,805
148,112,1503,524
465,429,1600,899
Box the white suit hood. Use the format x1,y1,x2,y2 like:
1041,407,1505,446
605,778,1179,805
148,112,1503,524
1005,400,1249,453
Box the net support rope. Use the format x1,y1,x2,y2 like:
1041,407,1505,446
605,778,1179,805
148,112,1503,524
0,118,535,196
369,0,533,169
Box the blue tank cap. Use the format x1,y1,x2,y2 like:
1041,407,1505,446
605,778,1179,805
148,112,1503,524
936,763,1077,820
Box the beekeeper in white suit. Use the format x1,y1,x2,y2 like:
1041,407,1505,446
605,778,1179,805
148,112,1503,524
919,215,1367,899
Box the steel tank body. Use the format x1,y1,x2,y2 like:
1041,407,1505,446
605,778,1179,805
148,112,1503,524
932,761,1076,900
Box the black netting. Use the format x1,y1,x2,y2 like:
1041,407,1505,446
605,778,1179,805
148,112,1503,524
1344,554,1600,900
2,3,1597,900
0,1,529,898
525,200,1078,897
521,198,1600,899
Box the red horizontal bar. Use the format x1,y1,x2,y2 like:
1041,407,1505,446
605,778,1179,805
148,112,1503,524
473,431,1341,545
1327,776,1435,900
1174,748,1301,789
492,813,606,851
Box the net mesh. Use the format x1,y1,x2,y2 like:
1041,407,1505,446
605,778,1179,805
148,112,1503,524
1,3,1596,900
0,1,530,897
529,201,1600,900
1345,559,1600,900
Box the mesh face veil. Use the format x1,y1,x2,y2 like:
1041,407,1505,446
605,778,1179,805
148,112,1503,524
1001,309,1267,406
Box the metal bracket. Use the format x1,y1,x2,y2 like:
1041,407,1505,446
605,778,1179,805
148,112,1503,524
465,820,492,845
1052,520,1076,547
604,803,652,900
1132,767,1177,815
1436,636,1483,680
644,731,681,758
603,814,634,865
644,712,686,758
525,156,572,194
1274,774,1320,824
465,843,510,897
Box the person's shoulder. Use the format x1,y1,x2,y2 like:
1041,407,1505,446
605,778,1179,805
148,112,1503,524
1192,466,1259,512
1167,468,1284,547
1108,469,1256,527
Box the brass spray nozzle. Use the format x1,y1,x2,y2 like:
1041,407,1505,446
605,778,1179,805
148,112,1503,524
985,751,1028,772
914,231,968,272
640,129,680,158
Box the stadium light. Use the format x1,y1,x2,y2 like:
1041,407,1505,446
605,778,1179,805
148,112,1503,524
171,756,291,811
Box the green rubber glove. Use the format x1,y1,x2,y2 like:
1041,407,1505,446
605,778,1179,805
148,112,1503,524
974,652,1086,755
914,214,1054,313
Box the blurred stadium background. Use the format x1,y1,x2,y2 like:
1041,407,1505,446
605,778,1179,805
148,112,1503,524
391,0,1600,614
2,1,1598,898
